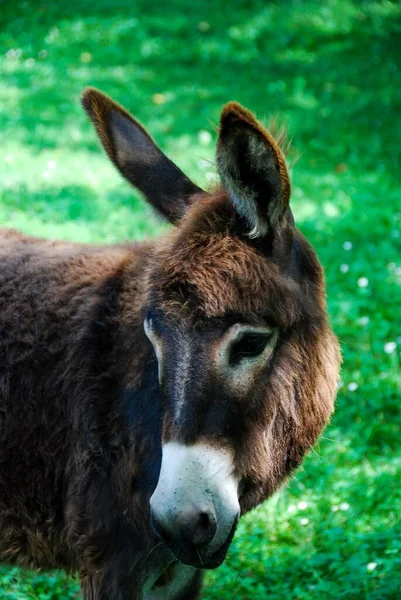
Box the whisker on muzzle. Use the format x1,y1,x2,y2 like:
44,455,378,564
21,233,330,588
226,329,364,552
196,549,204,569
144,541,164,563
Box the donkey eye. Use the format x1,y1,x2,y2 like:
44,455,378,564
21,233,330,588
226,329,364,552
229,332,273,366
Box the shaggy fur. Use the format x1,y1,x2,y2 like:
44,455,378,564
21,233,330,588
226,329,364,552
0,90,341,599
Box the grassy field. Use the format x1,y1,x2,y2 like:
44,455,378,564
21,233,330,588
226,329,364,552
1,0,401,598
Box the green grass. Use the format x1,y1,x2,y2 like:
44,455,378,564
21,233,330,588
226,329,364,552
1,0,401,598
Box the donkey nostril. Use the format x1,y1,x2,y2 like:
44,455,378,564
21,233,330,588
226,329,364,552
188,509,217,547
151,507,217,549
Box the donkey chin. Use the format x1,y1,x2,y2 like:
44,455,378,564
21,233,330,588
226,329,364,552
149,442,241,569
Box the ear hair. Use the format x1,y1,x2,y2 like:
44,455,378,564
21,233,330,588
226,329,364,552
81,87,204,224
216,102,291,238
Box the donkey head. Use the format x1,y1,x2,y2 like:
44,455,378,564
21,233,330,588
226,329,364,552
82,89,341,569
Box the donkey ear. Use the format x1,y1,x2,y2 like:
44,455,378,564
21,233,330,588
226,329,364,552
216,102,291,238
81,88,203,224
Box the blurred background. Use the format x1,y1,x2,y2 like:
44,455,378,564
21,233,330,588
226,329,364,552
1,0,401,598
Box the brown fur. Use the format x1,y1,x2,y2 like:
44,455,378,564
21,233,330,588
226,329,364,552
0,90,341,599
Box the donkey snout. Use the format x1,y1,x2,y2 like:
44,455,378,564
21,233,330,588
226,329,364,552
151,505,217,548
150,442,240,567
182,507,217,546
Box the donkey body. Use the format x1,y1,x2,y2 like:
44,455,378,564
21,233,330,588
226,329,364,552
0,90,340,599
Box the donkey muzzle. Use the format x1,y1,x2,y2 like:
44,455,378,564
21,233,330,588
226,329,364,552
149,442,240,568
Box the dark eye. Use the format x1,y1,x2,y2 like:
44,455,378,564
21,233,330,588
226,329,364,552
229,332,272,366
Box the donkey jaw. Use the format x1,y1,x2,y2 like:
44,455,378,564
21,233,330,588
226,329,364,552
150,442,240,568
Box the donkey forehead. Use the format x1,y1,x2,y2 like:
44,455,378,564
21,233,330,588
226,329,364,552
148,230,300,323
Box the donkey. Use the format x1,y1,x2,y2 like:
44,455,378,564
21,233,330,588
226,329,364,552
0,89,340,599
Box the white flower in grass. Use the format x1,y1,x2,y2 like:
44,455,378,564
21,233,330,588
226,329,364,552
197,159,209,170
348,382,358,392
384,342,397,354
358,316,369,326
205,172,217,183
367,562,377,572
339,502,350,511
343,241,353,250
6,48,22,59
340,264,349,273
300,518,309,525
331,505,339,512
358,277,369,288
198,130,212,145
288,505,296,514
298,501,308,510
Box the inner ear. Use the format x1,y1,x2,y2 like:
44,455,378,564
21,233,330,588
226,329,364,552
216,102,291,238
81,87,204,224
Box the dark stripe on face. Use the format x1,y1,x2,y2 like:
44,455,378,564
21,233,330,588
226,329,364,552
121,353,162,497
